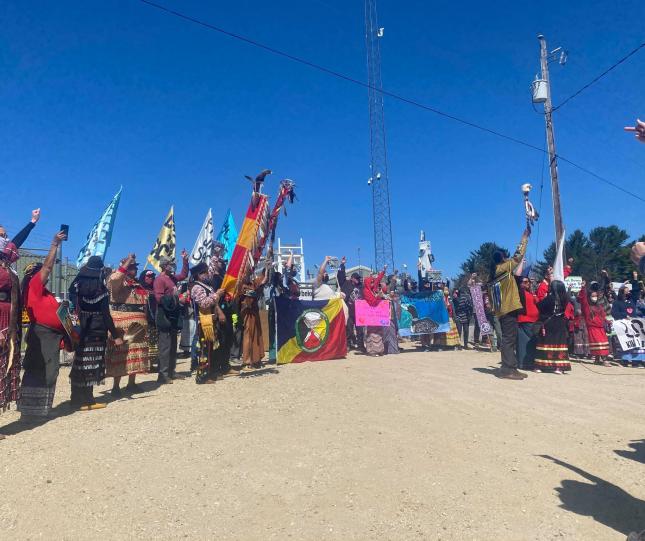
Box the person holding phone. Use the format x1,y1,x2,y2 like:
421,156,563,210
18,230,67,420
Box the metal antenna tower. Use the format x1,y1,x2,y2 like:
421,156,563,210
364,0,394,271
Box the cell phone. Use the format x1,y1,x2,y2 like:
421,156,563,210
60,224,69,240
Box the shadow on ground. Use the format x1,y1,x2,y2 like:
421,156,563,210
540,454,645,536
616,440,645,465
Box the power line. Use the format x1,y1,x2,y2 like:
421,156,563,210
553,41,645,112
556,155,645,203
137,0,643,203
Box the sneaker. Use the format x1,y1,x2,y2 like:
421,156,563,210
497,369,525,380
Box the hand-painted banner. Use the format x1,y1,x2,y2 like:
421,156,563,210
76,187,122,267
355,299,391,327
399,290,450,335
275,297,347,364
469,284,492,336
189,208,214,266
147,206,176,272
614,318,645,351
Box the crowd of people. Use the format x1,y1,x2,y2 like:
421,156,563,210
1,208,644,433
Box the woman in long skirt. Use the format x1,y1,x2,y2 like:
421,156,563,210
106,255,150,396
534,280,571,374
69,256,122,410
18,232,67,419
362,268,387,356
434,289,460,350
579,284,610,366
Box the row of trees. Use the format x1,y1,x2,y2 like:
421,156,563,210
455,226,644,287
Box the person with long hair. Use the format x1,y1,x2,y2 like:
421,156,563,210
69,256,122,410
105,254,150,397
488,226,531,380
516,275,539,370
238,259,270,371
534,280,572,374
17,231,67,419
362,265,387,356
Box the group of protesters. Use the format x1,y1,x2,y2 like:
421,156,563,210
2,207,645,430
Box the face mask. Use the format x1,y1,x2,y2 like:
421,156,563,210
590,295,598,304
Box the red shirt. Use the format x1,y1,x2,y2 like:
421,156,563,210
26,271,64,332
518,290,539,323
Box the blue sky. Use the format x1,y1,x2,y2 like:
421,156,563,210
2,0,644,279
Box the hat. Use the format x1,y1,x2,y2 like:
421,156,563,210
120,257,139,270
351,272,361,281
78,256,105,278
190,262,208,277
159,256,175,269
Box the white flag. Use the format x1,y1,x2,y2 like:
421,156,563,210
552,230,566,282
190,209,214,266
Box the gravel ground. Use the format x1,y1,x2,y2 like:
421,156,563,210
1,346,644,540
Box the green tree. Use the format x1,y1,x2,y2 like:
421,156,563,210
456,242,509,287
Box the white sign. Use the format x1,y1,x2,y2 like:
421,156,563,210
611,282,632,294
614,318,645,351
564,275,583,293
299,283,314,301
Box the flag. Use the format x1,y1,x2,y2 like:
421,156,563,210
76,187,122,267
147,206,176,272
221,195,270,297
189,209,214,266
552,230,566,282
275,297,347,364
216,209,238,262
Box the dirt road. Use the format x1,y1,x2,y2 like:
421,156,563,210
1,347,644,540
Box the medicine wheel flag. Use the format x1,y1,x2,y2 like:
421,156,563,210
275,297,347,364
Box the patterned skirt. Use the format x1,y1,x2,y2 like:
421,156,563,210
18,324,63,417
382,323,399,354
535,316,571,371
70,336,107,388
365,327,384,356
0,302,21,412
435,319,460,347
106,310,149,377
573,321,590,356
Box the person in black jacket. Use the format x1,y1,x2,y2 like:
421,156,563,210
69,256,122,410
0,208,41,248
338,256,363,351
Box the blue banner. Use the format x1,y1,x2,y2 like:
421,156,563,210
76,187,122,267
216,208,238,262
399,290,450,336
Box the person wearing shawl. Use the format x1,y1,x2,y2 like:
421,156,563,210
434,288,461,350
534,280,572,374
0,237,22,423
189,251,225,383
578,281,610,366
69,256,122,410
106,254,150,397
17,231,67,420
362,265,387,356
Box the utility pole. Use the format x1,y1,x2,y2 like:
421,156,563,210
538,34,564,248
56,244,63,299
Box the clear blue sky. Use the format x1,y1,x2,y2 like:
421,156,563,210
2,0,644,279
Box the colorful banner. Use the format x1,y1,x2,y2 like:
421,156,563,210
614,318,645,351
355,299,391,327
469,284,492,336
190,209,214,266
275,297,347,364
76,187,122,267
147,206,176,272
398,290,450,335
221,195,270,297
216,209,238,263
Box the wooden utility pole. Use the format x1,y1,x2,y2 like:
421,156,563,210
538,34,564,248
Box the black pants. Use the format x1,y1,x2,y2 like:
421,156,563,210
158,330,178,380
456,318,470,347
499,313,519,372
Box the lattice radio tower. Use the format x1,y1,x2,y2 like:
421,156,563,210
364,0,394,271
